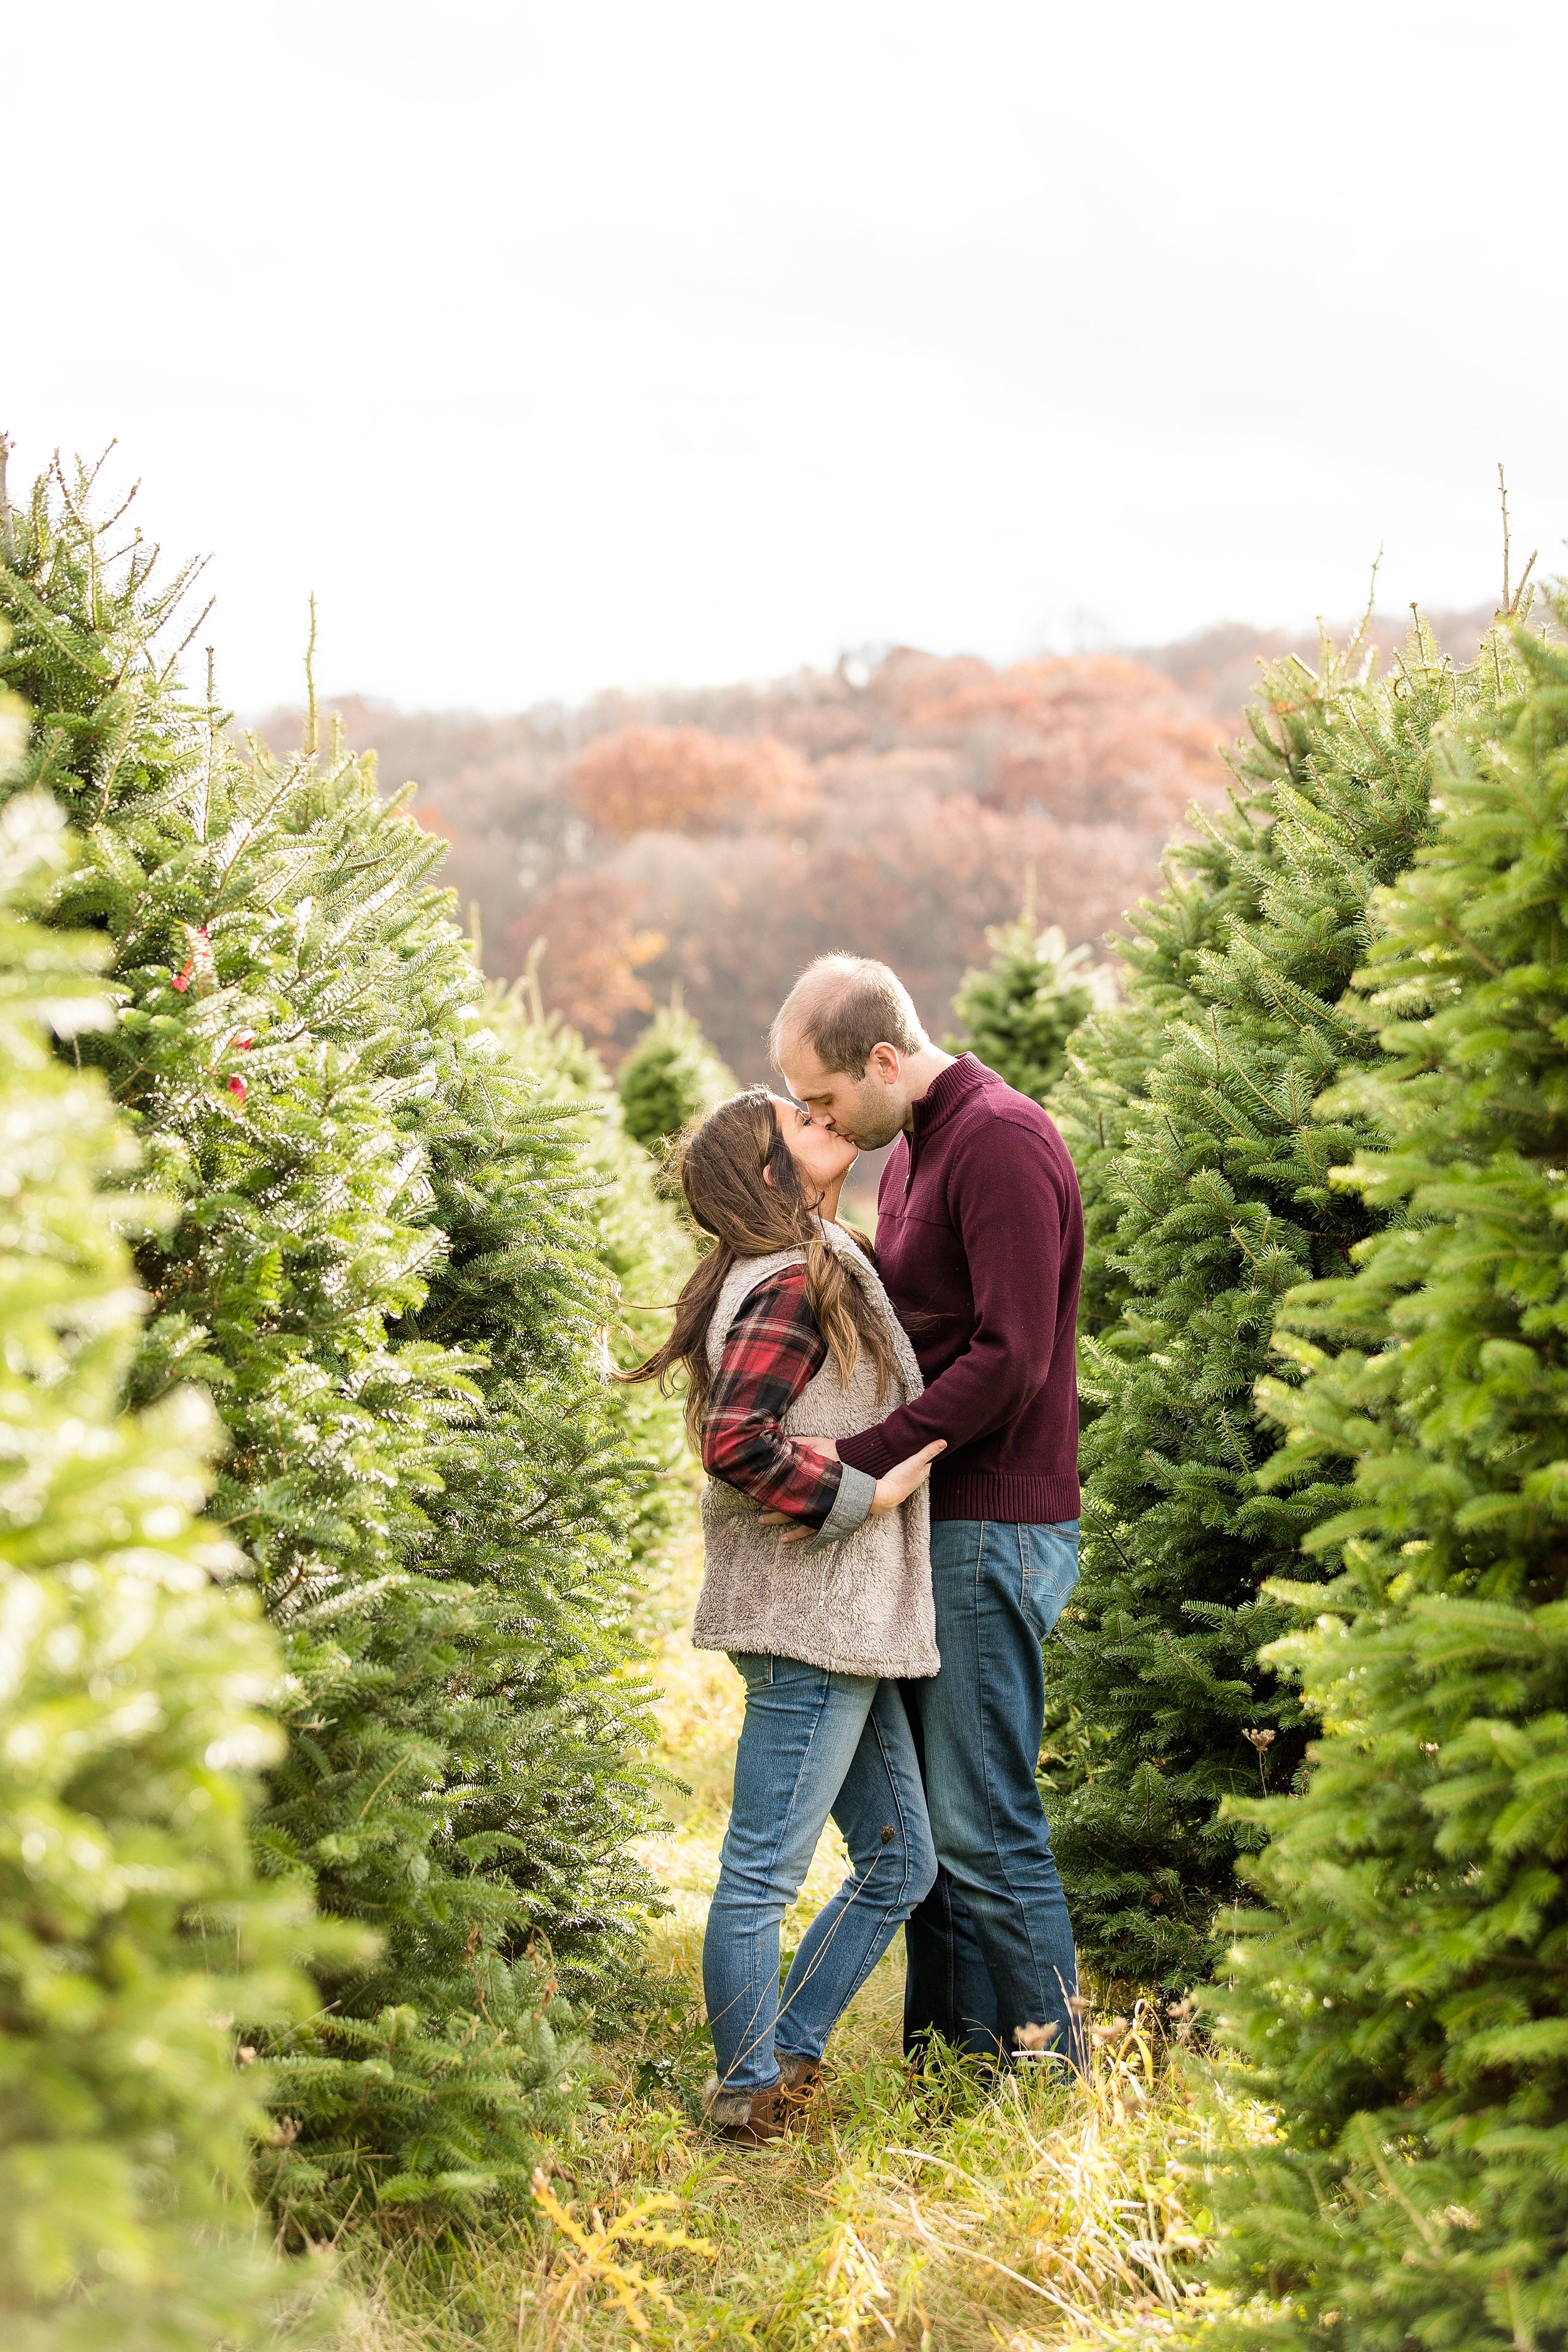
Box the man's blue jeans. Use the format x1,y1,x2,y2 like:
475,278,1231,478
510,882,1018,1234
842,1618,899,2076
705,1658,937,2095
901,1519,1084,2070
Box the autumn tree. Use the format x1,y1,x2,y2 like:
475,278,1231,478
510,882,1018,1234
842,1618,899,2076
887,650,1226,826
511,872,667,1038
571,723,817,838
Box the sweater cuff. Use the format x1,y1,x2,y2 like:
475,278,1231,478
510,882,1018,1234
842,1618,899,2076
836,1426,899,1481
796,1463,877,1554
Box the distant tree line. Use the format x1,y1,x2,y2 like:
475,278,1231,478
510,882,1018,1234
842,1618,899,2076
261,604,1493,1084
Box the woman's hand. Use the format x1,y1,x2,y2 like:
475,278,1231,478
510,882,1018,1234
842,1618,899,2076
870,1440,945,1514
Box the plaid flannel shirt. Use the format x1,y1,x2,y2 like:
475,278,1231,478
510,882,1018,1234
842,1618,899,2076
701,1263,846,1527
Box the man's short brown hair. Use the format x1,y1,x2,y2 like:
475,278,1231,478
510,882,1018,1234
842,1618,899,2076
770,954,928,1079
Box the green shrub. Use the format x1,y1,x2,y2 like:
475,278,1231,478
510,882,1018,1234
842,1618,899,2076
0,781,316,2350
945,892,1107,1103
1052,827,1246,1344
1197,613,1568,2349
484,978,697,1585
0,458,664,2232
616,998,736,1152
1046,624,1512,1993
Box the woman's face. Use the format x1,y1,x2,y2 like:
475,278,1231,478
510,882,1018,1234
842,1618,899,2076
768,1091,857,1198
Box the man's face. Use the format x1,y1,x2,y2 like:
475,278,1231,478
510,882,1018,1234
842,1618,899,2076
776,1037,909,1151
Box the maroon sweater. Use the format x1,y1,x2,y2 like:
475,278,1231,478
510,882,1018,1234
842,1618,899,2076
835,1055,1083,1524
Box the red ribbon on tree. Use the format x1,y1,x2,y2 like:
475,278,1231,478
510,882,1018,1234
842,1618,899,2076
171,925,215,994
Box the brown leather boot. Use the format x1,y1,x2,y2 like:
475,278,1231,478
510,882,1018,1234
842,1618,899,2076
702,2075,787,2146
776,2052,826,2127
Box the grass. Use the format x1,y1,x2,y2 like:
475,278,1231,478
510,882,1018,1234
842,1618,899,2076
333,1540,1265,2349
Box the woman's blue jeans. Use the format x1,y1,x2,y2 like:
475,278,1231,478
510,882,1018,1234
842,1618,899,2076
704,1656,937,2095
902,1519,1084,2070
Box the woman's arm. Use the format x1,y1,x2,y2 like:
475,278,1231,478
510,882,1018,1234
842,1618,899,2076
701,1264,872,1530
762,1438,945,1542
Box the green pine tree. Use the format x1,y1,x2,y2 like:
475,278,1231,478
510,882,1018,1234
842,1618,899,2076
945,886,1108,1103
0,455,664,2230
1053,766,1267,1345
1195,613,1568,2349
616,995,736,1152
384,982,672,2035
0,776,317,2351
1046,622,1515,1993
484,971,698,1587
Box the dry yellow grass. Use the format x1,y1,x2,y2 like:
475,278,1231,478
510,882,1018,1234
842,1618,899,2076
336,1540,1264,2349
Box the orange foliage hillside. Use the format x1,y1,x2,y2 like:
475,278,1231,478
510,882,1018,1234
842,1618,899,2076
573,725,818,838
538,649,1222,1062
257,607,1494,1076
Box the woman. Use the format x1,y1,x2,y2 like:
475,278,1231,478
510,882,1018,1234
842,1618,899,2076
625,1088,944,2146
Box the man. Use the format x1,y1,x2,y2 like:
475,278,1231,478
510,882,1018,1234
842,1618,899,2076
769,952,1084,2070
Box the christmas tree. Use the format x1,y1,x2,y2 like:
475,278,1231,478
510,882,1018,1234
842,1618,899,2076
1197,612,1568,2348
485,970,697,1586
945,882,1110,1103
0,774,316,2349
0,455,664,2229
1046,620,1514,1992
1053,773,1262,1343
615,994,736,1152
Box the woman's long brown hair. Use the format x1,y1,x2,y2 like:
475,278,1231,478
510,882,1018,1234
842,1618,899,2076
618,1088,898,1442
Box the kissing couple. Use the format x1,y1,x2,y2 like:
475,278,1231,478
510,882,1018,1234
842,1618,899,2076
625,953,1085,2143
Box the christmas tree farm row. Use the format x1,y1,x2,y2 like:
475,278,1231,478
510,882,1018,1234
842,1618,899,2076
0,458,692,2346
958,597,1568,2341
1195,599,1568,2348
596,603,1568,2341
9,432,1568,2346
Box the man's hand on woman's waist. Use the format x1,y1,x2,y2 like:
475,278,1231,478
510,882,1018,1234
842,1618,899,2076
761,1439,945,1544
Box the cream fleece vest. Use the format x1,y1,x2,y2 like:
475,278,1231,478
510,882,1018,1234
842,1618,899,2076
691,1221,940,1680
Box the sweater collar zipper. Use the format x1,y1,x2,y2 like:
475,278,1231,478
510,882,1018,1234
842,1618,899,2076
904,1055,980,1190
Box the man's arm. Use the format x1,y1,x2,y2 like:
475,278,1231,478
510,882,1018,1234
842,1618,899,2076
835,1118,1067,1481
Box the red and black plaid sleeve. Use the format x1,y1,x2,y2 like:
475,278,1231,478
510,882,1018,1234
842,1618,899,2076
701,1263,845,1527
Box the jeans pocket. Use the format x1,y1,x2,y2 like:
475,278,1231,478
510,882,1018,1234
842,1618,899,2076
729,1651,775,1688
1022,1523,1081,1642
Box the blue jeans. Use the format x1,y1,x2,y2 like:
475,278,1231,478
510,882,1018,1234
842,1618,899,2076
901,1519,1084,2070
705,1657,937,2095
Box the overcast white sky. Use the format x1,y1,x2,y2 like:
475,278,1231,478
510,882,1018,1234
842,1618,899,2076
6,1,1565,712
